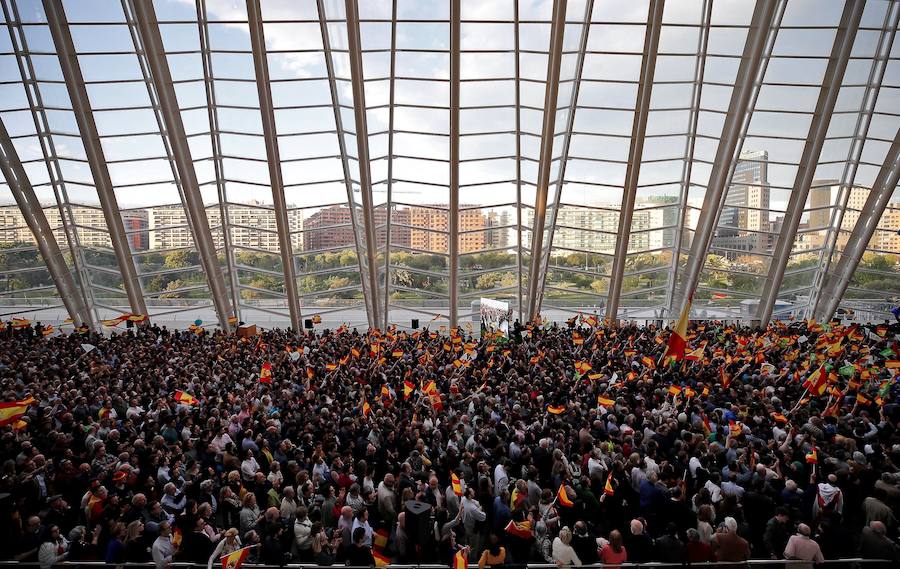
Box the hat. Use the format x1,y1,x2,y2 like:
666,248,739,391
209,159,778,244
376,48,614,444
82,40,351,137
112,471,127,483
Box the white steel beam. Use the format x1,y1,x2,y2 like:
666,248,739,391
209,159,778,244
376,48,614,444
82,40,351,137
43,0,148,320
343,0,383,329
246,0,302,331
0,119,93,327
129,0,234,332
525,0,568,322
672,0,783,315
757,0,863,326
813,128,900,321
449,0,460,328
604,0,665,325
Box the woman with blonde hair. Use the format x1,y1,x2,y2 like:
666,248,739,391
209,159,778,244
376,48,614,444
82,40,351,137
207,528,242,569
124,520,150,562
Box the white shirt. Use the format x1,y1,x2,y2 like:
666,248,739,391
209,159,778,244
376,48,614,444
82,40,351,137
494,464,508,495
152,535,175,569
552,538,582,567
240,457,259,480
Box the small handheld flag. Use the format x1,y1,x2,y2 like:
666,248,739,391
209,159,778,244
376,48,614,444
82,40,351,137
259,361,272,383
451,472,463,497
220,546,251,569
556,484,575,507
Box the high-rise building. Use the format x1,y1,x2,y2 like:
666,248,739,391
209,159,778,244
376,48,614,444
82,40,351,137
713,150,770,257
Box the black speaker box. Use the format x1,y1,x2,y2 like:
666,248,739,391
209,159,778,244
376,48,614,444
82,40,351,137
411,318,419,329
304,319,313,329
403,500,433,546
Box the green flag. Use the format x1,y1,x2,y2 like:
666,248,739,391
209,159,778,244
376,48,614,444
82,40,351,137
839,364,856,377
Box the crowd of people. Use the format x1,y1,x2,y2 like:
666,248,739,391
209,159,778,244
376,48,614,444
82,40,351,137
1,314,899,568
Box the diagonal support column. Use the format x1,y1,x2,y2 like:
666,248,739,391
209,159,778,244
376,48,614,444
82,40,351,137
0,119,93,327
757,0,863,326
129,0,233,331
43,0,148,320
344,0,383,329
535,0,593,318
672,0,782,316
813,128,900,322
525,0,568,322
449,0,460,328
604,0,665,325
246,0,301,331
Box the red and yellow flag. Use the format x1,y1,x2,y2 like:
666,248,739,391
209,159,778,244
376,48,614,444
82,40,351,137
403,381,415,399
220,546,251,569
0,397,35,426
805,447,818,464
604,472,615,496
174,390,198,406
597,396,615,407
504,520,534,539
362,398,371,417
452,548,467,569
574,361,591,374
547,405,566,415
259,361,272,383
451,472,463,497
664,296,691,363
668,385,682,397
556,484,575,507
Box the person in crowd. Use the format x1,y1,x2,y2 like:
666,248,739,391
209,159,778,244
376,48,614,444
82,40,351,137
0,317,898,568
783,523,824,569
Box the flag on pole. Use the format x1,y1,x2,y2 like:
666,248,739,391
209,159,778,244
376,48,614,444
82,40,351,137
220,546,251,569
574,361,592,374
805,447,818,464
403,381,415,399
604,472,615,496
664,295,692,363
556,484,575,507
504,520,534,539
547,405,566,415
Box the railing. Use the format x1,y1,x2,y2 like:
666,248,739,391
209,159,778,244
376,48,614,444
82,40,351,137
0,559,891,569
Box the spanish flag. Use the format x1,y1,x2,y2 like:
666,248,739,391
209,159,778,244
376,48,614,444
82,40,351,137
326,363,337,371
451,472,463,497
306,367,315,379
641,356,655,369
11,317,31,329
572,332,584,346
220,546,251,569
574,361,591,374
174,390,198,406
373,529,389,550
403,381,415,399
604,472,615,496
259,361,272,383
667,385,682,397
41,325,55,336
373,550,390,567
0,397,35,426
423,380,437,395
547,405,566,415
128,314,148,323
771,412,788,424
392,350,404,358
802,365,829,396
556,484,575,507
351,347,361,358
504,519,534,539
664,296,691,364
362,398,371,417
597,396,615,407
805,447,818,464
452,548,468,569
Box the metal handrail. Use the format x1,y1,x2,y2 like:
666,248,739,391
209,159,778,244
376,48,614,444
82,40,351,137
0,559,891,569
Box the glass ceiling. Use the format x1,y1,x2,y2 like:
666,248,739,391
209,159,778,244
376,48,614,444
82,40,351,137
1,0,899,332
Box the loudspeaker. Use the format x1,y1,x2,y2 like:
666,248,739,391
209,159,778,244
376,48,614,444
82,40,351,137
403,500,433,547
304,319,313,329
126,320,134,328
237,325,257,338
411,318,419,329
